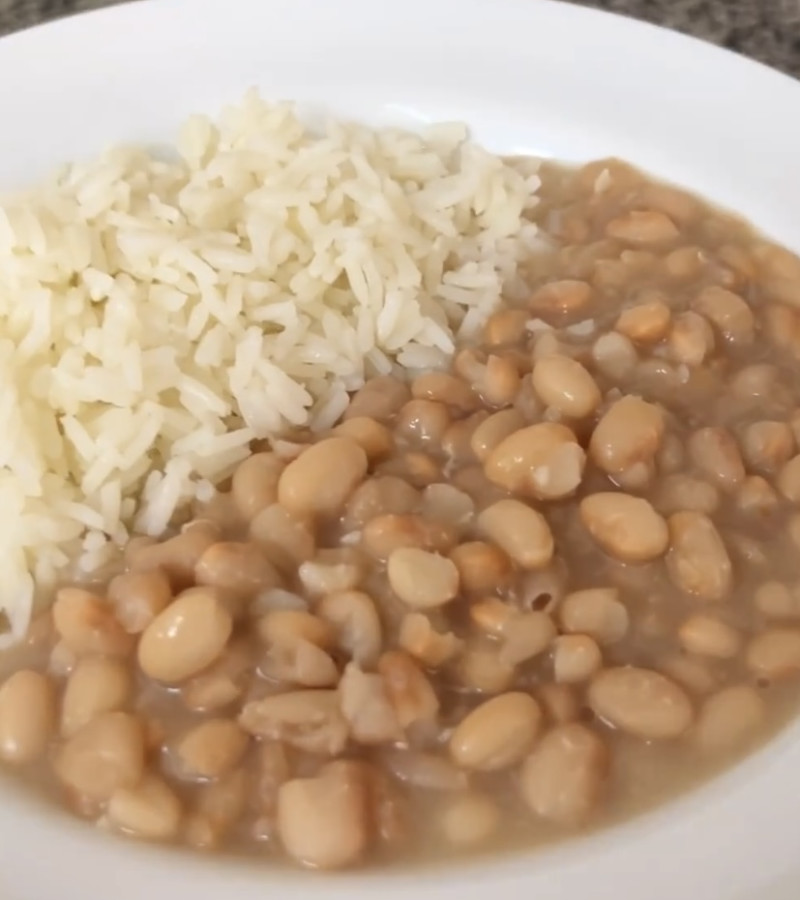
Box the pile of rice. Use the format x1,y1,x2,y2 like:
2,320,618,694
0,89,541,643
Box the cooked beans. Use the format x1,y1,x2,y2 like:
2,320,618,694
580,493,668,562
531,355,601,418
138,587,232,683
477,499,554,569
484,423,586,500
589,396,664,476
588,667,693,740
746,629,800,681
278,437,368,517
449,693,541,771
666,511,732,602
277,762,368,869
55,711,145,801
559,589,629,645
520,724,608,826
387,548,460,609
108,775,183,840
0,670,55,764
5,155,800,870
61,657,132,738
694,686,765,754
678,615,741,659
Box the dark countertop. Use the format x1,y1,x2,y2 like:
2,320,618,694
0,0,798,77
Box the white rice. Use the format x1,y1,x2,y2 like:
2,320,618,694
0,89,541,644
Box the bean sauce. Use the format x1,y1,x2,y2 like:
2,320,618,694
1,157,800,870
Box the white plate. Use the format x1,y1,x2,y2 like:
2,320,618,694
0,2,799,899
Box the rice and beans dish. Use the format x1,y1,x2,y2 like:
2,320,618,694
1,92,800,869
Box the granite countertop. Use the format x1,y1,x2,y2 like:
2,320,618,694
0,0,798,77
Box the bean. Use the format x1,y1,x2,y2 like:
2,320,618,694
529,279,592,318
108,570,172,635
479,355,522,408
678,615,741,659
278,437,367,518
174,719,249,780
616,300,671,344
589,667,693,739
378,651,439,730
520,723,608,826
249,504,316,572
277,761,368,870
260,636,339,688
54,711,145,801
559,588,629,645
660,654,717,696
640,183,699,224
498,612,557,666
741,421,794,475
470,409,526,463
398,613,462,667
317,591,382,667
181,641,253,712
580,493,668,562
231,452,284,521
343,476,420,531
592,332,638,380
440,793,500,847
531,355,601,419
454,644,516,694
653,474,719,516
345,376,410,422
605,209,679,245
257,609,333,649
394,399,451,446
339,663,402,745
688,427,745,491
469,598,516,636
108,775,182,840
382,749,466,792
692,285,755,344
746,629,800,681
332,417,393,462
61,657,131,738
478,499,554,569
450,542,512,594
590,396,664,476
736,476,779,516
138,587,232,684
553,635,603,683
195,541,281,599
694,686,765,754
483,308,530,346
485,422,586,500
666,511,732,602
298,548,364,596
411,372,477,413
239,690,348,755
128,526,218,589
52,587,133,657
664,246,706,281
450,693,541,771
754,581,800,620
668,311,715,366
0,670,55,764
387,548,459,609
387,451,441,488
441,416,483,465
362,514,457,560
778,455,800,502
422,484,475,529
538,684,580,724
